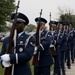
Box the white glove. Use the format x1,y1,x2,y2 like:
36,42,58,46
1,54,10,62
50,44,54,47
2,61,11,67
34,46,38,54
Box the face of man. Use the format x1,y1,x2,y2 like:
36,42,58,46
64,26,67,30
39,24,45,30
67,26,69,30
59,24,63,30
53,26,57,31
14,21,25,33
69,24,72,28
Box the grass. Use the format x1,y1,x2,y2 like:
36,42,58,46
29,57,34,75
0,65,4,75
0,42,4,75
0,42,2,50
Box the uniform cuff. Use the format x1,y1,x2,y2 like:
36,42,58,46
10,54,16,64
15,53,18,64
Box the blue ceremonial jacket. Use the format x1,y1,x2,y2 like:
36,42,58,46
37,30,53,67
56,30,67,51
67,28,74,50
1,32,35,75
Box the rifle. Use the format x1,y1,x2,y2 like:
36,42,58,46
49,12,51,30
32,9,43,65
49,12,56,56
4,1,20,75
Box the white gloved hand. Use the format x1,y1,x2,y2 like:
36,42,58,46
50,44,54,47
34,46,38,54
1,54,10,62
2,61,11,67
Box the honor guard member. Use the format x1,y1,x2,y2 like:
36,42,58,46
49,21,57,56
49,21,61,75
66,22,74,69
34,17,53,75
69,23,74,63
65,22,71,69
56,22,67,75
63,22,69,62
0,12,35,75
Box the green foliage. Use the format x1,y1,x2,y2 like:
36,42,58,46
59,13,75,27
0,42,2,50
24,24,36,32
58,8,75,27
59,13,71,22
0,0,15,32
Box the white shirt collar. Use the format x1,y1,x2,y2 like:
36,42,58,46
39,29,44,33
51,31,54,35
18,31,24,37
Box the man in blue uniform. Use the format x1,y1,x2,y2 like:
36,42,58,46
66,22,74,69
0,12,35,75
69,23,74,64
34,17,53,75
49,21,61,75
65,23,71,69
56,22,67,75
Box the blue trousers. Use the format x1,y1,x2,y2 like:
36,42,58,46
53,55,61,75
34,65,50,75
60,51,66,75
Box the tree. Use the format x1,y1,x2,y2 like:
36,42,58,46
24,24,36,32
58,7,75,27
0,0,15,32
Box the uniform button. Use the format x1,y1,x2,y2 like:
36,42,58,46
19,48,23,52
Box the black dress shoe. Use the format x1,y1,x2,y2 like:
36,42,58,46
72,61,74,64
62,72,66,75
53,73,57,75
68,66,71,69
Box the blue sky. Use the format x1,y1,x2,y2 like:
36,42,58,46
15,0,75,28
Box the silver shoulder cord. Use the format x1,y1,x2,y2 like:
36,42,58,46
67,29,74,41
57,31,60,41
25,34,33,48
45,30,50,38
